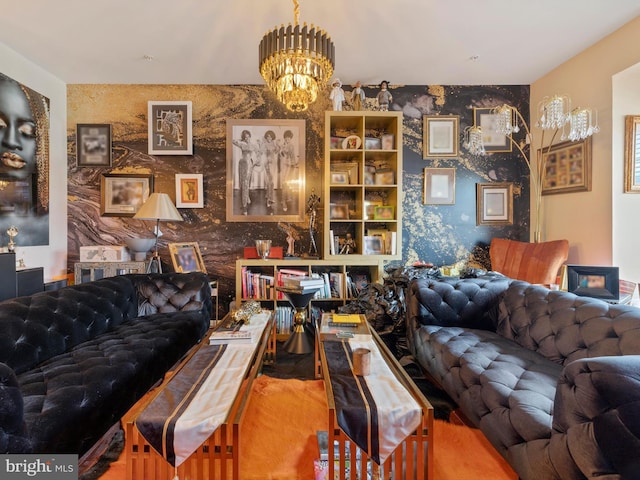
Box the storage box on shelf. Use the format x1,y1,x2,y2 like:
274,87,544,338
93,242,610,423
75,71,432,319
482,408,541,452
324,111,403,260
235,258,383,340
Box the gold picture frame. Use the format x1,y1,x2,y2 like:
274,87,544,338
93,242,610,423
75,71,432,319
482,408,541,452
624,115,640,193
100,173,153,217
423,115,459,158
473,108,512,153
168,242,207,273
540,137,592,195
423,167,455,205
476,183,513,225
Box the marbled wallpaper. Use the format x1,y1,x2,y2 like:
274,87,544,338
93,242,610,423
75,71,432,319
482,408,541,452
67,83,529,315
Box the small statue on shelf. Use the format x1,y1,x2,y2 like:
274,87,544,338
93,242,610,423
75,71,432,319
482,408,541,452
350,81,366,111
277,222,300,257
376,80,393,111
307,192,320,257
339,233,356,254
329,78,346,111
7,225,18,252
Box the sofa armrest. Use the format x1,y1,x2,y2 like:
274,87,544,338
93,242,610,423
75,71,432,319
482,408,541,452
554,356,640,477
406,277,510,330
0,362,31,453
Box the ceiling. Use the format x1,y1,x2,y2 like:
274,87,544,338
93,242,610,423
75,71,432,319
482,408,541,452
2,1,640,87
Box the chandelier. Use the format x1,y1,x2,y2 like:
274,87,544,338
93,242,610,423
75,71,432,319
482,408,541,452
259,0,335,112
465,95,599,242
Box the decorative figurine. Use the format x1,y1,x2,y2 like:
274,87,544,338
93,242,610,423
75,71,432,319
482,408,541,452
7,225,18,252
376,80,392,111
278,222,300,257
329,78,346,111
351,81,366,111
339,233,356,254
306,192,320,258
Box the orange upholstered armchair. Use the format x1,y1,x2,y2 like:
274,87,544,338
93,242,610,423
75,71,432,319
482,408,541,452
489,238,569,285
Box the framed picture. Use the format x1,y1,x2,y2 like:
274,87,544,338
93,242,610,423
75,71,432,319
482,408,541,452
331,162,358,184
168,242,207,274
625,115,640,193
363,235,384,255
100,173,153,217
476,182,513,225
148,101,193,155
175,173,204,208
373,205,395,220
423,115,459,158
540,137,592,195
226,119,305,222
566,265,620,301
76,124,112,167
364,137,381,150
364,199,383,220
374,170,395,185
381,133,395,150
473,108,512,152
330,171,349,185
424,167,455,205
330,203,350,220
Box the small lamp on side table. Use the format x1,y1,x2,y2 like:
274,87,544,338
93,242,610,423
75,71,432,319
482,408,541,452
133,193,183,273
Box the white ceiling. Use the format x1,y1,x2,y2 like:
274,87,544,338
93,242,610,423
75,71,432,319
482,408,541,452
2,0,640,87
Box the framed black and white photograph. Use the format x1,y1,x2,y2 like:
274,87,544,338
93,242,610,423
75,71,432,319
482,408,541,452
175,173,204,208
76,124,112,167
168,242,207,273
424,167,455,205
100,173,153,217
148,101,193,155
423,115,459,158
476,182,513,225
473,108,512,153
226,119,305,222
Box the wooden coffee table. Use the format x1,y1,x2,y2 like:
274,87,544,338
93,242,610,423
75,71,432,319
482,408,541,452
315,314,434,480
122,311,276,480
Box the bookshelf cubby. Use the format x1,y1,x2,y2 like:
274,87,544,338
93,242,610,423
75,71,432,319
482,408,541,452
235,258,383,340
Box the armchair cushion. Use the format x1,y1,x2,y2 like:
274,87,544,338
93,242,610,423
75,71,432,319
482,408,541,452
489,238,569,285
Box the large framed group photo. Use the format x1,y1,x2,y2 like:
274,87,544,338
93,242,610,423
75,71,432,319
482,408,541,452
226,119,306,222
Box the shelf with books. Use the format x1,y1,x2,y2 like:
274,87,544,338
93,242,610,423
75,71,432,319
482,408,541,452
324,111,402,260
236,258,383,340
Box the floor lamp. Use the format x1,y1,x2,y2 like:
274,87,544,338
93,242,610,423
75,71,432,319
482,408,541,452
133,193,183,273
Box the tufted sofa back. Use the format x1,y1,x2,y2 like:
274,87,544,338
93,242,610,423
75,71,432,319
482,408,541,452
497,281,640,366
0,276,138,375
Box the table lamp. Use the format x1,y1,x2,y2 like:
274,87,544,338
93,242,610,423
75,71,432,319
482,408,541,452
133,192,183,273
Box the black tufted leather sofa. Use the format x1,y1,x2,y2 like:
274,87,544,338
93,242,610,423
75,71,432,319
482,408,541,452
0,272,211,456
406,277,640,480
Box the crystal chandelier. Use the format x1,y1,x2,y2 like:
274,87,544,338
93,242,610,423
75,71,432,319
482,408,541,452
465,95,599,242
259,0,335,112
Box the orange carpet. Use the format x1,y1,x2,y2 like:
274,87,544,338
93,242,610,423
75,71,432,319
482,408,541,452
98,375,517,479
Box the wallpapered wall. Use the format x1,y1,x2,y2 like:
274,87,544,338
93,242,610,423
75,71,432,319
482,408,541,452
67,83,530,314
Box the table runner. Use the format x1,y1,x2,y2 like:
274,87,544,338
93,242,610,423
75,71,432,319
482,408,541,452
135,311,271,467
323,334,422,464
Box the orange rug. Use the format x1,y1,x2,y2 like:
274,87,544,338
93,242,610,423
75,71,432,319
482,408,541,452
98,375,517,479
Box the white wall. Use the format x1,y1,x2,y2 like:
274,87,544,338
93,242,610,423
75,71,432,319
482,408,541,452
612,63,640,283
532,16,640,272
0,43,67,282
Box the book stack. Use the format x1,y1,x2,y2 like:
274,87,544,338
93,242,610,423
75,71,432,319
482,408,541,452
209,328,252,345
280,274,326,294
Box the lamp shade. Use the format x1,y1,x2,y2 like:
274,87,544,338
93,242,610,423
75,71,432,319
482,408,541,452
133,193,183,221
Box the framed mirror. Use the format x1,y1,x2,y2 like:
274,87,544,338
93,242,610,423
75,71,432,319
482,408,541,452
624,115,640,193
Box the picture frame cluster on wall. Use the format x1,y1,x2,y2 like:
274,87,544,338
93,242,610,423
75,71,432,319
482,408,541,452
100,173,153,217
76,124,112,167
148,101,193,155
423,115,459,158
423,167,455,205
540,137,592,195
476,182,513,225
